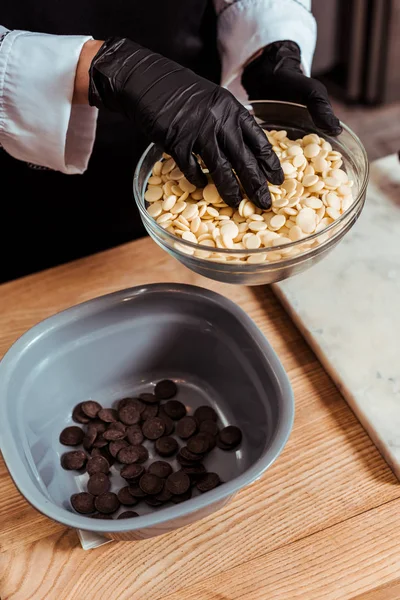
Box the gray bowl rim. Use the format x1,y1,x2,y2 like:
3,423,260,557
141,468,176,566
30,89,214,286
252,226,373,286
0,283,294,533
133,99,370,256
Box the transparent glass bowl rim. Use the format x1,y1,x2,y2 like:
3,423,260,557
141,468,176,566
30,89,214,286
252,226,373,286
133,100,369,256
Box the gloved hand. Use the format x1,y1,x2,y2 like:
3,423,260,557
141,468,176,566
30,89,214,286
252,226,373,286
89,38,284,209
242,41,342,137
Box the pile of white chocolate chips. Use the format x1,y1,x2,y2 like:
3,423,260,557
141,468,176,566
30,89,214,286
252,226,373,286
144,130,354,264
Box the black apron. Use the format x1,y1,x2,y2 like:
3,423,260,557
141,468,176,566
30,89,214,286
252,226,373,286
1,1,220,282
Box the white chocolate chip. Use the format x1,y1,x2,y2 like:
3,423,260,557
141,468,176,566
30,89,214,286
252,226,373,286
152,161,163,176
181,204,198,220
243,201,256,218
146,129,352,264
244,234,261,249
170,167,184,180
161,158,176,174
220,221,239,239
203,184,220,203
302,174,319,187
182,231,198,244
162,195,177,211
145,186,163,202
248,221,267,232
179,178,197,194
148,176,162,185
269,214,286,230
171,201,187,214
304,143,320,158
147,202,163,218
304,196,323,209
282,162,296,176
296,207,316,233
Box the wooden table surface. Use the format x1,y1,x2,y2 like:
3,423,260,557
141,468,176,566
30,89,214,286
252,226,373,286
1,238,400,600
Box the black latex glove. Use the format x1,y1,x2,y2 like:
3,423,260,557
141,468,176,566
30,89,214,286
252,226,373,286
242,41,342,136
89,38,284,209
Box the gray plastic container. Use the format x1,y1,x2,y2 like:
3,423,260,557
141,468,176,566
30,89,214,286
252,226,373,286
0,284,294,541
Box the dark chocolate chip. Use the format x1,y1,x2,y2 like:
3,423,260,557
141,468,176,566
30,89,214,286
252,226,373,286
128,483,148,498
83,423,98,450
148,461,173,479
216,439,234,450
155,484,173,503
118,404,141,425
95,492,120,514
177,447,204,463
71,492,95,514
87,472,111,496
144,496,163,507
91,447,115,467
194,405,218,423
91,512,114,519
117,486,139,506
72,403,91,424
61,450,87,471
202,431,216,451
181,463,206,480
141,404,159,421
158,409,175,435
120,464,145,481
217,426,242,449
118,511,139,519
197,472,221,492
59,426,84,446
92,434,109,448
117,445,141,464
90,420,107,435
126,424,144,446
103,422,126,441
154,379,177,400
155,436,179,457
81,401,102,419
118,397,145,413
176,416,197,440
139,393,159,405
98,408,118,423
166,471,190,495
140,473,164,495
199,420,219,437
164,400,186,420
142,417,165,440
134,445,149,464
109,439,129,458
187,433,210,455
86,455,110,476
171,488,192,504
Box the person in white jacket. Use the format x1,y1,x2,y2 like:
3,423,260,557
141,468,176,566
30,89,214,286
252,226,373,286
0,0,340,282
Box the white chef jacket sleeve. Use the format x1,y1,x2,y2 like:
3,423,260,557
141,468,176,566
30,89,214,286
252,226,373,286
0,26,98,174
213,0,317,102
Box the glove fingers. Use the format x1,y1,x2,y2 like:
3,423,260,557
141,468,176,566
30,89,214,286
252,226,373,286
171,148,208,189
221,128,273,210
200,139,243,209
306,92,343,136
241,112,284,186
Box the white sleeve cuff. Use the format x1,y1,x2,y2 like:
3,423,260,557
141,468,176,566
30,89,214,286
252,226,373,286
216,0,317,102
0,30,98,174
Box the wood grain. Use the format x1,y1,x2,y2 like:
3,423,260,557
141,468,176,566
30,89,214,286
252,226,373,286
1,238,400,599
162,500,400,600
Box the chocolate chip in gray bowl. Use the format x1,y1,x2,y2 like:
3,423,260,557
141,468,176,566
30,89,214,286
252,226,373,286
63,379,243,521
59,426,84,446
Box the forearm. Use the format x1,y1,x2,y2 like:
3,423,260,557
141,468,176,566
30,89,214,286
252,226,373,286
0,28,98,172
73,39,104,104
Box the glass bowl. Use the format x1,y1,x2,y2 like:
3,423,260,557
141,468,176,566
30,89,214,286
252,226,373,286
133,100,369,285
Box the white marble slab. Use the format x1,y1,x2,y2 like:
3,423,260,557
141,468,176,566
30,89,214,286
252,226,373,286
274,154,400,477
